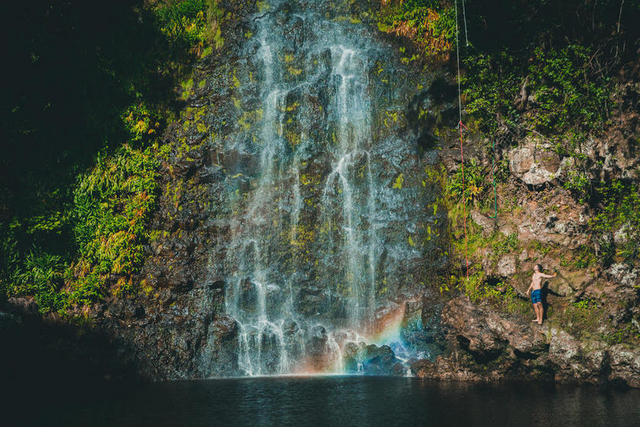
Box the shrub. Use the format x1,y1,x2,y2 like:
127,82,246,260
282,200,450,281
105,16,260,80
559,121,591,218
464,44,612,140
0,0,219,314
154,0,224,53
560,298,607,339
563,169,591,203
9,253,67,313
445,158,485,204
67,145,159,309
377,0,455,63
590,180,640,263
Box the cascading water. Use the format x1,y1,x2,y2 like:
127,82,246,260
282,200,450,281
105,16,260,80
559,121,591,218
206,0,445,376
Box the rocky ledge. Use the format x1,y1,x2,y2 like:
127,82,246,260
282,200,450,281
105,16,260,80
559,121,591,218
412,296,640,388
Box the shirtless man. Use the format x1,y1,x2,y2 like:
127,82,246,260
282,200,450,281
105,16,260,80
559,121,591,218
526,264,556,325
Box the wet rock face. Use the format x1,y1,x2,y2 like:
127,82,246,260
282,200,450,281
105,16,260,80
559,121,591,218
360,344,400,374
342,342,404,375
99,284,225,380
198,316,240,377
90,0,449,379
198,0,447,376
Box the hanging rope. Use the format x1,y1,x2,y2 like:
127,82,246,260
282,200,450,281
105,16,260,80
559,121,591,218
454,0,462,123
454,0,469,280
461,0,469,46
458,121,470,280
454,0,500,277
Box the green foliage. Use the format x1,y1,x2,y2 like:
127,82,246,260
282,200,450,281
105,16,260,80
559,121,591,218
491,233,519,258
155,0,224,51
456,1,637,217
69,145,159,307
589,181,640,263
463,44,612,138
446,158,484,204
376,0,455,62
551,298,640,344
563,169,591,203
560,298,606,339
492,158,510,184
457,271,486,302
455,272,529,316
8,253,67,313
573,245,596,269
122,103,162,143
462,51,522,134
1,0,219,313
527,45,611,134
603,321,640,346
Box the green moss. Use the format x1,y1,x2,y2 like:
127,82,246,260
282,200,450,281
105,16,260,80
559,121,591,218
285,130,301,147
392,173,404,189
256,1,269,12
237,109,263,131
383,111,399,128
287,66,303,76
181,78,194,99
182,78,194,91
232,70,241,88
201,46,213,58
446,158,485,204
554,299,606,339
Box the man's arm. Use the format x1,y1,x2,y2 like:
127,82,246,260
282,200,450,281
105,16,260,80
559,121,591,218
541,272,556,278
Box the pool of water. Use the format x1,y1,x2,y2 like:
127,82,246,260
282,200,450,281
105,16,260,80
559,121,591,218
8,377,640,426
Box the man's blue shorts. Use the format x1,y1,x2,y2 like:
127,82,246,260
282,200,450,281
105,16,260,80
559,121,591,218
531,289,542,304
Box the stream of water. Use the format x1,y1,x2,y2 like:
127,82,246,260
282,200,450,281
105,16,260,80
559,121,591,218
211,0,440,376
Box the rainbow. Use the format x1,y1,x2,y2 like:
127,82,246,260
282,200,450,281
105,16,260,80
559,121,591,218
289,300,415,375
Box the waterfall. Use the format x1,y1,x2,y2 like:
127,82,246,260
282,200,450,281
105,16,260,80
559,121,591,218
210,0,440,376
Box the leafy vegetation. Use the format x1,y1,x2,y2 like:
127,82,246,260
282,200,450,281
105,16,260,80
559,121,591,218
376,0,456,63
553,298,640,346
460,0,638,206
440,271,530,316
463,44,613,138
445,159,484,205
1,0,221,314
67,145,161,309
7,253,67,313
589,180,640,264
401,0,639,281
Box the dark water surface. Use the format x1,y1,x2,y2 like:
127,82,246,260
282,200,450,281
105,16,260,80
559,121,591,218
8,377,640,427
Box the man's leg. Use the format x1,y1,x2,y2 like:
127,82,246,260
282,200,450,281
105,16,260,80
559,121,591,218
536,303,543,324
532,303,538,322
